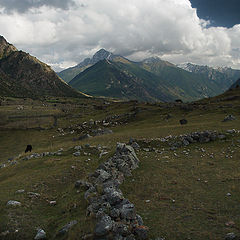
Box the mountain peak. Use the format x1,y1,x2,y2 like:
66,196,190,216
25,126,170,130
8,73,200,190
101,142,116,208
92,49,114,62
142,56,161,63
0,35,18,59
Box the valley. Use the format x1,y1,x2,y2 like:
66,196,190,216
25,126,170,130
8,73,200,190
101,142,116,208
0,88,240,239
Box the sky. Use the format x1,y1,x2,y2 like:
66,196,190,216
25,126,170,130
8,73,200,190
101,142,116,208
0,0,239,71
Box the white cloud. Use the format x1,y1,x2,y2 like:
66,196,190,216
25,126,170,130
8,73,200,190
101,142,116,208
0,0,239,70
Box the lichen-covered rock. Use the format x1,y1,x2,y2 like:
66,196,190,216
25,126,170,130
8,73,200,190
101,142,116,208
120,203,136,220
134,225,149,240
83,143,146,239
6,200,21,207
34,229,46,239
57,220,77,236
95,215,114,237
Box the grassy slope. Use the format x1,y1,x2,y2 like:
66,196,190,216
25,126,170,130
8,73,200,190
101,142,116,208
0,93,240,239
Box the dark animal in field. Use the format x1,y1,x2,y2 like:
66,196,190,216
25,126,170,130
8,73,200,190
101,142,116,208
179,119,188,125
25,145,32,153
175,99,183,103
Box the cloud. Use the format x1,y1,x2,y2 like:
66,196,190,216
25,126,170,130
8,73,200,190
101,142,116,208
0,0,75,13
0,0,239,71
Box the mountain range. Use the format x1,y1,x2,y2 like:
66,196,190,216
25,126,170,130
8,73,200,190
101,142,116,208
59,49,240,102
0,36,83,98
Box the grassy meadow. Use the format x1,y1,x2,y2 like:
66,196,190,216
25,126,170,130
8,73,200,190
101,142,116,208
0,92,240,239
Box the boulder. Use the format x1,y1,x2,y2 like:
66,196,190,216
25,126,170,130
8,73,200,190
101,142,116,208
134,225,149,240
7,200,21,207
223,115,236,122
34,229,46,240
95,215,114,237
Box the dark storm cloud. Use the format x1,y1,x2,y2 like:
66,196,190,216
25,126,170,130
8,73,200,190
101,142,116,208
0,0,239,70
0,0,75,13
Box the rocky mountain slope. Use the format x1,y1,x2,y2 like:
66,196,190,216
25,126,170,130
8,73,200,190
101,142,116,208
69,59,173,102
60,49,240,102
58,49,128,83
0,36,84,98
230,78,240,89
178,62,240,90
68,51,233,102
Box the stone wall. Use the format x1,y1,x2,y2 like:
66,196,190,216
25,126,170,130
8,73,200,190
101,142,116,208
76,143,148,240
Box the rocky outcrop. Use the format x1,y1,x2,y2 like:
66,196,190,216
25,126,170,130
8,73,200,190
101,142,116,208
0,35,84,98
78,143,149,240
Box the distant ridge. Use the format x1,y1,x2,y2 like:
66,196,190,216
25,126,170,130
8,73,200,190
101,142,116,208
58,49,129,83
177,62,240,90
230,78,240,89
0,36,85,98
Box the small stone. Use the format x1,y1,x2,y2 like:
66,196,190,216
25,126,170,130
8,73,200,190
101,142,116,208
134,225,149,240
0,230,10,237
225,232,237,240
74,146,82,151
73,151,81,156
27,192,40,198
95,215,113,236
145,200,150,203
34,229,46,239
218,134,226,140
143,148,150,152
223,115,236,122
49,201,57,206
57,220,78,236
225,221,235,227
7,200,21,207
16,189,25,194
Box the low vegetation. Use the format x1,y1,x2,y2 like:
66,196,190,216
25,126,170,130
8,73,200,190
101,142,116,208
0,90,240,239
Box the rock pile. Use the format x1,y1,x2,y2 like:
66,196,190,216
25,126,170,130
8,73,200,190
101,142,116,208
22,148,63,160
77,143,148,240
168,130,233,149
223,114,236,122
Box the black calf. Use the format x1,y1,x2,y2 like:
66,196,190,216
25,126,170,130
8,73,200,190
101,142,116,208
25,145,32,153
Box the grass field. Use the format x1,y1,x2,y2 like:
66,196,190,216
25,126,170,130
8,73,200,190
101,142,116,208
0,92,240,239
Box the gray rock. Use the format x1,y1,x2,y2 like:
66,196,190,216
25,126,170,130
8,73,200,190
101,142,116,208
7,200,21,207
134,225,149,240
27,192,40,198
104,187,124,205
136,214,144,226
223,115,236,122
78,134,91,141
73,151,81,156
95,169,111,183
126,234,136,240
15,189,25,194
34,229,46,239
57,220,78,236
112,222,129,236
227,129,236,134
74,145,82,151
218,134,226,140
75,180,92,190
225,232,238,240
120,203,136,220
95,215,113,236
131,142,140,150
182,139,189,146
110,208,120,218
0,164,6,168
